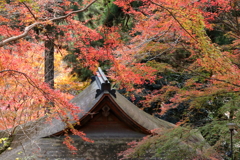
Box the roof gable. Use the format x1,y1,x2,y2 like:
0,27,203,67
77,93,150,135
65,68,175,136
76,95,146,137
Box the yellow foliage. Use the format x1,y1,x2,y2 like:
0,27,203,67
54,49,90,94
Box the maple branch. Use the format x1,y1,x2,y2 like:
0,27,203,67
0,70,49,99
197,73,240,88
149,0,198,43
201,71,239,88
171,62,240,88
0,0,97,47
146,35,181,62
0,22,41,47
234,4,240,34
21,2,37,21
49,0,97,21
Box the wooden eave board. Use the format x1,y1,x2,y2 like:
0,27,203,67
75,93,150,136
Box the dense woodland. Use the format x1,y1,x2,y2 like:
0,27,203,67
0,0,240,159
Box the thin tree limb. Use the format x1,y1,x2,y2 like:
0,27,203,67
21,2,37,21
0,69,49,99
186,68,240,88
149,0,198,43
170,58,240,88
0,0,97,47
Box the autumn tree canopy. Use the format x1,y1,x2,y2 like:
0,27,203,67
0,0,240,159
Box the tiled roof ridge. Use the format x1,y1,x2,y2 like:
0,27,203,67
93,67,116,98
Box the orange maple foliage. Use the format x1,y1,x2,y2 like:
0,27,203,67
0,0,97,151
107,0,240,105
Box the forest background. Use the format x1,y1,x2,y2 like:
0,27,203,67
0,0,240,159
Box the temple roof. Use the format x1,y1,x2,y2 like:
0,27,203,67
69,67,175,135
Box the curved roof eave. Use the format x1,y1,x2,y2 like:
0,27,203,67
70,81,101,119
109,92,175,131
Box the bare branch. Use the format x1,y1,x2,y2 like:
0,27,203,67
21,2,37,21
0,22,41,47
0,0,97,47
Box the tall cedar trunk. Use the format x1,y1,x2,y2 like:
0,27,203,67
44,38,54,89
44,38,54,113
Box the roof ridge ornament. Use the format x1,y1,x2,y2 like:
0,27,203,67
94,67,116,98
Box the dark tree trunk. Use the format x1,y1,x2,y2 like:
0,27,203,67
44,38,54,89
44,37,55,113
